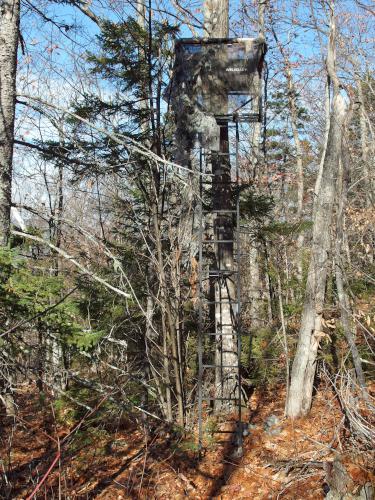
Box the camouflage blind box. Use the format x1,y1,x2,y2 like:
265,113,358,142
170,37,267,120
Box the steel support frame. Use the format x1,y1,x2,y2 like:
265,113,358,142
198,119,244,456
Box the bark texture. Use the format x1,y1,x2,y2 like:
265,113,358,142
0,0,20,416
246,0,266,338
286,5,349,418
286,94,347,417
203,0,228,38
356,77,373,207
335,155,367,395
0,0,20,246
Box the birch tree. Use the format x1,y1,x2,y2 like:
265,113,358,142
0,0,20,245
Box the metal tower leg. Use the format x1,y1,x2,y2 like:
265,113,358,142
197,118,244,457
235,120,243,455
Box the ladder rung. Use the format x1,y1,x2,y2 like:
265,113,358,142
202,210,237,214
200,180,241,185
208,270,238,274
209,430,235,434
201,222,237,226
215,115,260,124
208,274,238,278
201,229,239,233
202,240,235,244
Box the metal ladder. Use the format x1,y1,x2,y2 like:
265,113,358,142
197,118,245,455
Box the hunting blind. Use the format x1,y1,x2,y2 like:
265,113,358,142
170,37,267,457
171,37,266,122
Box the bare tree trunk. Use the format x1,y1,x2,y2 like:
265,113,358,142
335,157,367,396
48,123,65,393
286,4,349,418
263,240,274,323
314,80,331,198
0,0,20,245
270,26,304,279
286,93,347,417
286,3,348,418
203,0,228,37
285,72,304,279
248,241,263,330
136,0,154,431
247,0,266,334
0,0,20,416
250,0,265,179
152,204,184,425
203,0,238,410
356,76,373,207
161,314,173,422
277,274,290,412
55,164,64,267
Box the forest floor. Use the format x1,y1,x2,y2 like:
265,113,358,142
1,383,374,499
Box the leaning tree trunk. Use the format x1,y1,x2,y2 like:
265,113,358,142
286,93,347,417
0,0,20,246
286,4,348,418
